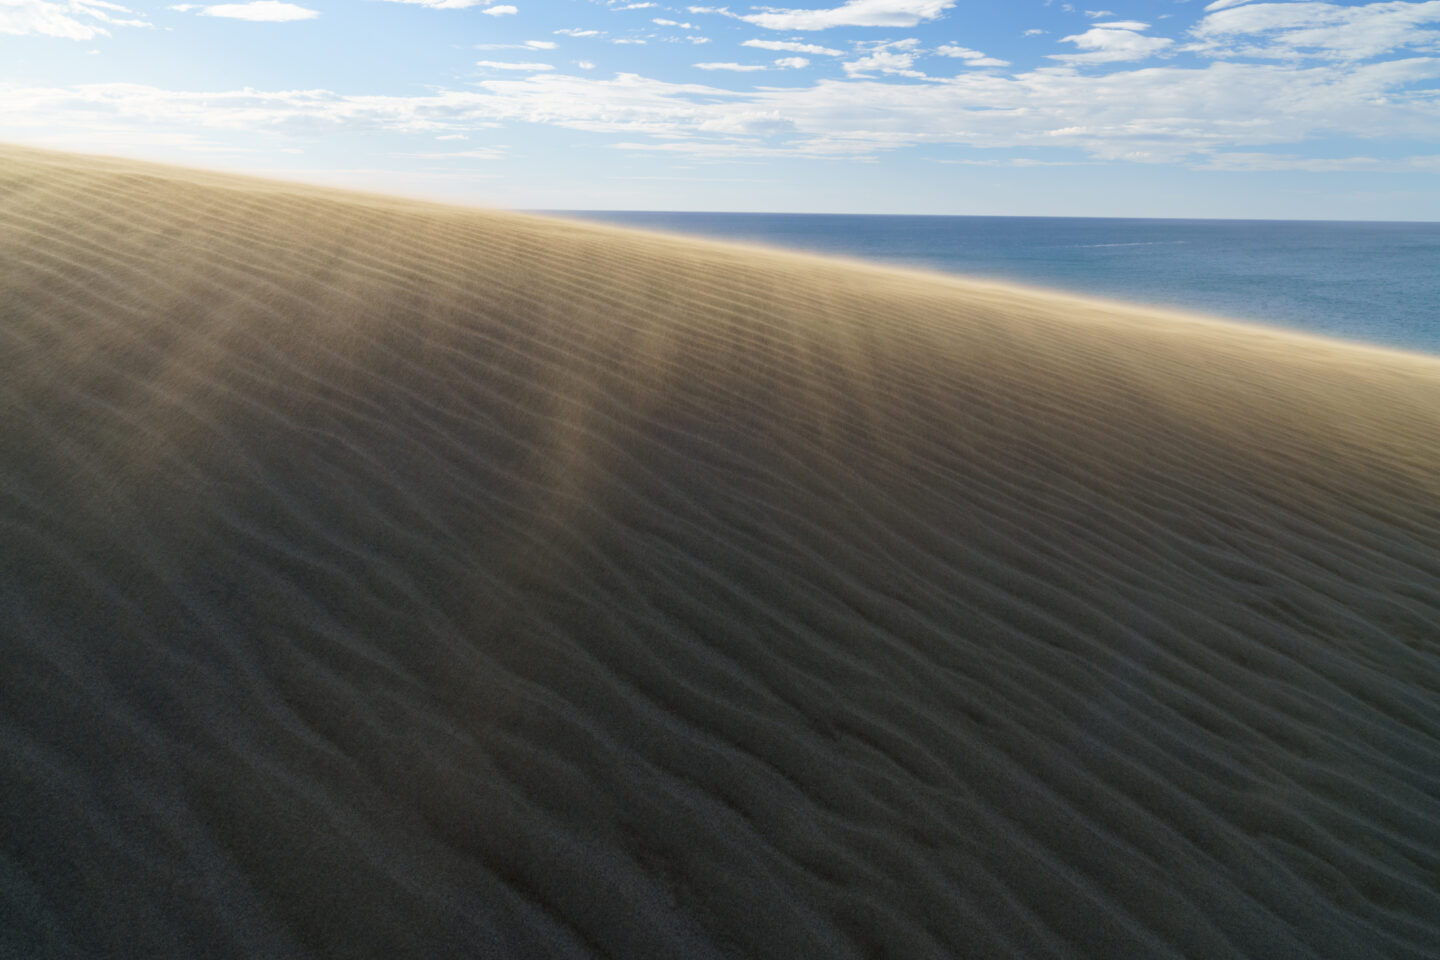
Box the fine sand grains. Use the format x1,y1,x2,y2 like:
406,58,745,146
2,143,1439,958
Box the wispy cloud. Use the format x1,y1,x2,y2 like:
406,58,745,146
844,38,925,77
738,0,955,31
612,138,883,159
195,1,317,21
475,60,553,70
694,61,767,71
376,0,504,7
741,39,843,55
1188,0,1440,61
2,0,149,39
475,39,557,50
935,44,1008,67
1052,21,1172,64
1196,150,1440,172
401,147,508,160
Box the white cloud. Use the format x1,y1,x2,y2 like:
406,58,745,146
1189,1,1440,61
844,52,923,76
652,17,696,28
1197,150,1386,171
1195,151,1440,172
935,44,1009,66
695,61,766,70
555,27,600,36
844,37,925,77
1,0,148,38
376,0,497,7
475,60,553,70
482,4,516,14
1088,20,1150,31
1052,21,1173,63
197,1,317,20
742,38,843,55
576,60,596,69
774,56,810,68
403,147,507,159
473,38,557,51
1024,28,1045,36
1204,0,1255,11
862,35,919,48
1085,9,1113,17
612,2,654,8
694,108,795,135
936,157,1096,168
612,138,875,158
739,0,955,31
8,53,1440,167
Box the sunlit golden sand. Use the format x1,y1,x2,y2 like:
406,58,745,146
3,144,1438,958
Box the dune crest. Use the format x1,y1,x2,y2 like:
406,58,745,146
2,144,1439,958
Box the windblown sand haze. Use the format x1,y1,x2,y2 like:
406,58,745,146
2,144,1439,958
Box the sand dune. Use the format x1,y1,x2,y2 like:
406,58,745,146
2,143,1439,959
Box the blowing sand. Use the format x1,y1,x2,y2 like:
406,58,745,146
2,143,1439,959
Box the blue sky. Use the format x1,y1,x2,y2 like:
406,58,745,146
3,0,1440,218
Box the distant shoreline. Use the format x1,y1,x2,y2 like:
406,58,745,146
556,209,1440,355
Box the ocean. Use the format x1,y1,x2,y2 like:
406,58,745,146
558,213,1440,354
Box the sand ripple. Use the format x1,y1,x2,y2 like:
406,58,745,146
2,145,1439,958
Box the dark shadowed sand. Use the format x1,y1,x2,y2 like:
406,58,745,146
2,143,1439,959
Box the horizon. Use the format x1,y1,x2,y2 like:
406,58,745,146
4,1,1440,220
545,208,1440,225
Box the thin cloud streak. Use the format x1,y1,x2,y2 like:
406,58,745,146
736,0,956,31
197,1,318,21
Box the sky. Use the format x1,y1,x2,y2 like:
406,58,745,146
3,0,1440,218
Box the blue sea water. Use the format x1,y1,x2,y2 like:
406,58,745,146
558,213,1440,355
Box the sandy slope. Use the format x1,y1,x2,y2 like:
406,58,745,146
2,143,1438,959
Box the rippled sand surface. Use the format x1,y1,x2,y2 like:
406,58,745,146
3,144,1439,959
